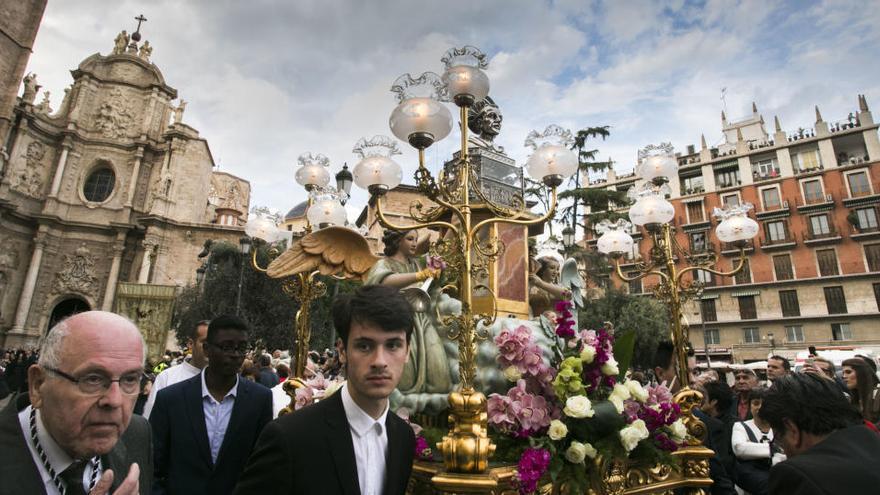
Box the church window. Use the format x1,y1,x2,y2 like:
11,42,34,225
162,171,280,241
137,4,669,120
84,167,115,202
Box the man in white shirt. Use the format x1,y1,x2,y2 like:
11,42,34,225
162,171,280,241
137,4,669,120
141,320,209,419
234,285,417,495
0,311,151,495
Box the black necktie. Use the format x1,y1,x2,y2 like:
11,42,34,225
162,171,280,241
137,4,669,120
60,461,87,495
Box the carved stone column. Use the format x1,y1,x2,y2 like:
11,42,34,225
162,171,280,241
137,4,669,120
48,138,73,197
126,146,145,207
137,239,157,284
101,237,126,310
9,228,49,334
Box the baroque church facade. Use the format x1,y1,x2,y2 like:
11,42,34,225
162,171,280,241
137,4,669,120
0,31,250,348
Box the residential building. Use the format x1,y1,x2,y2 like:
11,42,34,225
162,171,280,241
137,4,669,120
584,96,880,363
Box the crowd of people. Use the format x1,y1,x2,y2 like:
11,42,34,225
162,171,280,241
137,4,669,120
3,291,880,494
653,346,880,495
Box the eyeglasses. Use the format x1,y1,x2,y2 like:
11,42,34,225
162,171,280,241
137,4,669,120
44,367,141,396
207,341,249,354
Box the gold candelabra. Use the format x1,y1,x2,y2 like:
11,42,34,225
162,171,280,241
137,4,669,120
359,47,579,477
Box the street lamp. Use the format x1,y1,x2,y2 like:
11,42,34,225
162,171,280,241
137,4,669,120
335,163,353,204
235,236,251,315
354,45,575,476
596,143,758,459
561,226,575,249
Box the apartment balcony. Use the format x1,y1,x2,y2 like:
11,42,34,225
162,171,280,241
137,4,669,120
755,200,791,220
680,185,705,196
715,179,742,190
752,169,782,182
803,224,842,245
759,234,796,251
794,163,824,175
796,193,834,213
720,239,755,256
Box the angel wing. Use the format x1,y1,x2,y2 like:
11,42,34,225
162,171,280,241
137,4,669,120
560,257,585,310
266,227,380,280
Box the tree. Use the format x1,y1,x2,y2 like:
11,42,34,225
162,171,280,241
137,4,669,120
172,240,358,353
579,287,669,371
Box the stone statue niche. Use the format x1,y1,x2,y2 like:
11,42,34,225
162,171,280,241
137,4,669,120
467,96,504,153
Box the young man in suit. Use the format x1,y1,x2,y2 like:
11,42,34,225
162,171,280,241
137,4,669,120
150,315,272,495
234,284,417,495
0,311,151,495
762,373,880,494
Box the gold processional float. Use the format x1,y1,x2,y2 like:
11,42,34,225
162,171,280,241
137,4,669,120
239,46,760,494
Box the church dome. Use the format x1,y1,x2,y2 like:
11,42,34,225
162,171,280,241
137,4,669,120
285,201,309,220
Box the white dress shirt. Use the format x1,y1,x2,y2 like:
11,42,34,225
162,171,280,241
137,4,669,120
142,360,202,419
18,406,102,494
200,369,238,463
341,383,388,495
731,419,786,465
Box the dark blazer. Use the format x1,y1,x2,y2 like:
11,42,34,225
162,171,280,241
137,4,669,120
233,389,415,495
150,373,272,495
0,393,152,495
769,424,880,494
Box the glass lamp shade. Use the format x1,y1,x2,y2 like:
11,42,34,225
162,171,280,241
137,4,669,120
307,197,347,228
525,144,578,181
597,230,635,255
443,65,489,105
389,97,453,148
636,155,678,182
628,195,675,226
295,163,331,189
716,215,759,243
244,215,281,242
353,155,402,191
335,164,353,197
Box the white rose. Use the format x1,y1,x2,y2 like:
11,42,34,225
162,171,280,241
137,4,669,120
601,356,619,376
619,419,650,452
670,419,688,441
565,441,588,464
583,441,598,459
626,380,649,402
563,395,595,418
503,365,521,382
580,345,596,364
548,419,569,441
610,395,625,414
611,383,631,401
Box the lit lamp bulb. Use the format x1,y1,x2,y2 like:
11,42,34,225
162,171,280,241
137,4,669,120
307,194,347,229
595,219,635,256
714,203,759,244
295,152,331,189
244,215,281,242
524,125,578,187
389,73,453,149
628,193,675,227
441,46,490,107
351,135,403,195
636,155,678,182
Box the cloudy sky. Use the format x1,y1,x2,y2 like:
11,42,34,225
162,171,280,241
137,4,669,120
24,0,880,228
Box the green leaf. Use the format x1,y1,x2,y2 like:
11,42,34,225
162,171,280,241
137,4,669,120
612,329,637,379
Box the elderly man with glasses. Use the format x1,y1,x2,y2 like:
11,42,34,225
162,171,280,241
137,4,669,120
149,314,271,495
0,311,151,495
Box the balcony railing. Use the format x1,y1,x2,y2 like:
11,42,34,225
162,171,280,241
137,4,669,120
804,223,840,241
761,234,796,247
716,179,742,189
799,193,834,206
680,186,705,196
794,163,824,175
752,169,781,181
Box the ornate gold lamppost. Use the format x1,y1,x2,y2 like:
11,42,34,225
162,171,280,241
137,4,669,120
595,144,759,479
351,46,578,484
243,153,350,379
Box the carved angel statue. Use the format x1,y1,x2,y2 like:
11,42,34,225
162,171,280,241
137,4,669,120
560,258,585,328
35,92,52,114
21,73,40,104
113,30,130,55
172,100,187,124
266,226,379,280
138,40,153,61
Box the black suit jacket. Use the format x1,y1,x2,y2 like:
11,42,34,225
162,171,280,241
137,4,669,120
769,424,880,494
0,393,152,495
150,374,272,495
233,390,416,495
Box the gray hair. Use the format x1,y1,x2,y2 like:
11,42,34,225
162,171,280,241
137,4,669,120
38,313,147,368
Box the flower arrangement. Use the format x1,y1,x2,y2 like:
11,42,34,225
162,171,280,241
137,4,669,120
292,373,345,410
487,301,686,494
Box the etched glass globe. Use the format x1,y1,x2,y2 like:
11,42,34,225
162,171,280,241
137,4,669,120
351,136,403,192
595,219,636,255
524,125,578,184
629,193,675,226
714,203,760,243
388,72,452,149
244,215,281,242
294,152,331,189
441,46,490,106
307,190,347,228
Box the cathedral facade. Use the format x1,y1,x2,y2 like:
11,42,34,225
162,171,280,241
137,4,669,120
0,32,250,347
